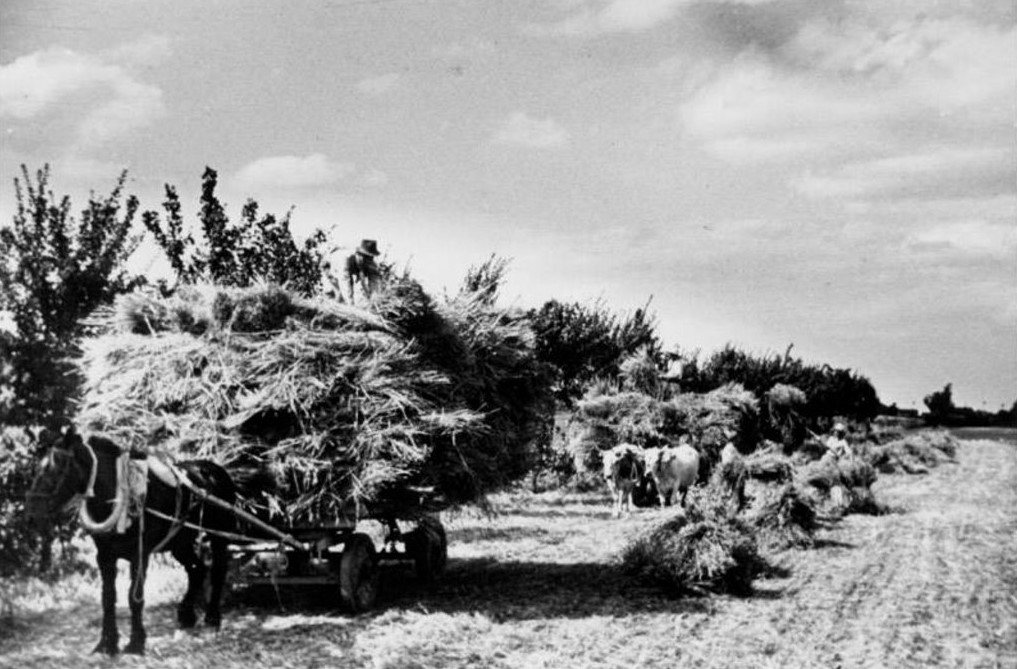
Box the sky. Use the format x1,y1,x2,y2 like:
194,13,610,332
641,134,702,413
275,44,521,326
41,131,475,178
1,0,1014,411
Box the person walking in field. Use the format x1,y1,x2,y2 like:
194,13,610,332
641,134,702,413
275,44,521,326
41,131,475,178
343,239,382,304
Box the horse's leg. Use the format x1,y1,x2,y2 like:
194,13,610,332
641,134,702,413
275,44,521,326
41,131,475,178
171,537,203,629
123,552,150,655
93,544,119,655
204,537,229,628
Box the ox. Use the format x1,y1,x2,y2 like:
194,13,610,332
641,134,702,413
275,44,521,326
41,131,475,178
602,443,645,517
642,442,700,508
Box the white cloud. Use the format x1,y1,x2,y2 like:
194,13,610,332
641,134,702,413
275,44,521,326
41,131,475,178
529,0,779,37
678,16,1016,207
1,47,110,119
794,147,1014,200
906,220,1017,258
233,154,355,191
356,73,400,96
0,41,167,146
492,112,569,148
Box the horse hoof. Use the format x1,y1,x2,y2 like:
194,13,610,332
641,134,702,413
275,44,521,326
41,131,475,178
178,609,197,629
123,640,146,655
92,640,118,656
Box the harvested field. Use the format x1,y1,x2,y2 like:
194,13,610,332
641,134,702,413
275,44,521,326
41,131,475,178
2,435,1015,668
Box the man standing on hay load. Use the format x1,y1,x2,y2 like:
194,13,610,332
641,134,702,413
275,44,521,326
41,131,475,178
343,239,382,304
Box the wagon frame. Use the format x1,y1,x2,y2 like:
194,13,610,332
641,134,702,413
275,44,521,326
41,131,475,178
176,476,448,612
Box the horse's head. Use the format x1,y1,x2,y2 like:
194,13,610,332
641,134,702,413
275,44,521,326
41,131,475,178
25,426,92,526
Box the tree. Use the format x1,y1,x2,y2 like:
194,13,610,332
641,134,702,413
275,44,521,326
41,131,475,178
142,167,335,296
529,298,661,406
0,165,143,575
0,164,143,427
923,383,955,424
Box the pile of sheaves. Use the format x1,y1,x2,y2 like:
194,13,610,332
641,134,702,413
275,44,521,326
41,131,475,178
75,279,554,524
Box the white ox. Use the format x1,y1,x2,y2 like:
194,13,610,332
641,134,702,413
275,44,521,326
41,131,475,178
643,442,701,508
602,443,645,517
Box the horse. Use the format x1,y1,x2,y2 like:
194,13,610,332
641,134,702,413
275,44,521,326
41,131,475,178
25,426,237,656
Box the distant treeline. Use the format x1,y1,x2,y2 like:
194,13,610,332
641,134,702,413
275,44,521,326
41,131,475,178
914,383,1017,428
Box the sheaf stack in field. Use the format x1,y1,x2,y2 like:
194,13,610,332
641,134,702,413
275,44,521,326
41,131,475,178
75,279,553,522
742,445,796,484
797,451,882,516
620,486,765,595
864,430,959,475
762,383,808,451
745,482,820,550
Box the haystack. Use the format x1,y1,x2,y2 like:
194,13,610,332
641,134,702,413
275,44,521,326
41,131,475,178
745,482,819,550
763,384,808,451
75,280,553,523
797,452,880,517
864,430,957,475
561,383,760,482
564,390,679,477
671,383,760,465
742,447,795,484
620,487,764,595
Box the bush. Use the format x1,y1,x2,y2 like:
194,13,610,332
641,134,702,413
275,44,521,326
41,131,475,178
0,428,81,577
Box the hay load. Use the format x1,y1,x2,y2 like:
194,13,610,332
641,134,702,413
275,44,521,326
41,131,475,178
561,383,759,482
75,280,553,522
564,391,679,477
671,383,760,465
763,383,808,451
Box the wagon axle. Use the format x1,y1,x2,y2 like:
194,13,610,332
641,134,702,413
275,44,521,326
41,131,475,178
227,516,447,612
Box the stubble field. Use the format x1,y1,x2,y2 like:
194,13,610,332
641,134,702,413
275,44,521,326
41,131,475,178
2,434,1015,669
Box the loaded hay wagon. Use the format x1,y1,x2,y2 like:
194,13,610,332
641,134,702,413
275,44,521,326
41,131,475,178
74,279,553,612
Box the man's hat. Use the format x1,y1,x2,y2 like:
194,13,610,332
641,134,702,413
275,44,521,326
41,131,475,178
357,239,380,256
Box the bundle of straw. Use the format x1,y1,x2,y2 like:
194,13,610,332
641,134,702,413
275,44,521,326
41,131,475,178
864,430,958,474
620,487,765,595
564,391,680,477
742,449,795,483
75,281,553,522
746,483,819,550
671,383,760,464
763,384,808,451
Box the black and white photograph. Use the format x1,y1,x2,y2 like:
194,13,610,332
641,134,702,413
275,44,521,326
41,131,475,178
1,1,1015,667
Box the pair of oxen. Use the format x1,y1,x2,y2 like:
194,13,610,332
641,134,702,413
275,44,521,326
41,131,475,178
601,440,703,517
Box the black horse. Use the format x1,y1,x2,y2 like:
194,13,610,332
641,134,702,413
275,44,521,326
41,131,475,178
25,426,237,656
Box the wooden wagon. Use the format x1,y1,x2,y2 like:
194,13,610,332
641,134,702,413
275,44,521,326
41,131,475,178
180,481,449,612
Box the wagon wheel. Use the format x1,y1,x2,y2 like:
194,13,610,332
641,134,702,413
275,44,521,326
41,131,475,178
339,533,379,613
406,516,447,583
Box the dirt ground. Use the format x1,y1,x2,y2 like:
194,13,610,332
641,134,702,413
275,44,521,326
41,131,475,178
2,435,1015,669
